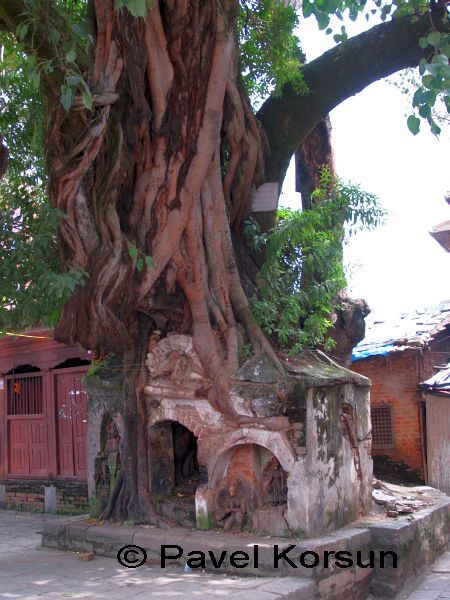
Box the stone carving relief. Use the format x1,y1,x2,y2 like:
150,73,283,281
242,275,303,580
261,456,288,506
145,334,207,399
146,335,203,381
215,477,256,532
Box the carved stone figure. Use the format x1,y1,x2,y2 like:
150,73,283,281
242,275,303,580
146,335,204,382
262,456,287,506
145,334,209,400
215,476,258,531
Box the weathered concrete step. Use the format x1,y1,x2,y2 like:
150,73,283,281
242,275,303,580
42,520,372,598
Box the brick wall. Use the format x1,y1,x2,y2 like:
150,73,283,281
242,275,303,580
351,351,425,478
226,445,257,483
0,479,88,513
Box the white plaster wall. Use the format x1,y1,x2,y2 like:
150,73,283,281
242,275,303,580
283,384,372,537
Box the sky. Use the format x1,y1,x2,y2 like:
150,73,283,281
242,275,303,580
279,11,450,319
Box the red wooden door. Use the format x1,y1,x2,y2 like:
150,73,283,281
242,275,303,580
6,373,48,476
55,371,87,478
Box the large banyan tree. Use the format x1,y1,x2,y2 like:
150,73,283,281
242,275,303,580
0,0,449,519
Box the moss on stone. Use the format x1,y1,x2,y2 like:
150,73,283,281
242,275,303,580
196,508,215,530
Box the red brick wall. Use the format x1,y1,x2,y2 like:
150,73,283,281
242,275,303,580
226,445,257,483
351,352,424,477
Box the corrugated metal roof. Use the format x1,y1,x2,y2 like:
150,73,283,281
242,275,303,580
352,303,450,361
420,362,450,396
430,220,450,252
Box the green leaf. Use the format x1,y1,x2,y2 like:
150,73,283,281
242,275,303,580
430,121,441,136
302,1,313,18
422,74,435,89
419,58,428,76
48,29,61,44
66,74,83,86
418,37,429,49
144,255,154,267
418,103,431,119
407,115,420,135
82,88,93,110
427,32,441,48
126,0,147,18
432,53,448,67
65,49,77,63
60,85,74,111
128,245,138,259
136,258,143,272
315,11,330,30
31,70,40,89
16,22,29,42
72,22,88,37
412,89,423,107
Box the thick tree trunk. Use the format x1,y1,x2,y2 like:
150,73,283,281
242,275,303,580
46,0,284,520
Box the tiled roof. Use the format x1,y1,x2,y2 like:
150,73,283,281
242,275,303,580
352,303,450,361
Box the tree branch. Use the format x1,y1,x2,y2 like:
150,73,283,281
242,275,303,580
258,9,450,184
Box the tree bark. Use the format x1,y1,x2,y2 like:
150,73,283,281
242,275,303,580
295,117,334,211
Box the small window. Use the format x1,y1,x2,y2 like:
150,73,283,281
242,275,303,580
371,405,394,449
6,374,43,415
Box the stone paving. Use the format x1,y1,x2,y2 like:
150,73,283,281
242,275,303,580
395,551,450,600
0,510,315,599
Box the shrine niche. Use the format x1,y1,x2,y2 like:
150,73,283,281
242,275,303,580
212,444,288,534
148,419,204,527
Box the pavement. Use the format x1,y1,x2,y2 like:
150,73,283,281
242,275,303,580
0,510,314,599
0,509,449,599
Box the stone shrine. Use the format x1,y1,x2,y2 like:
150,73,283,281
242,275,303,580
87,333,372,537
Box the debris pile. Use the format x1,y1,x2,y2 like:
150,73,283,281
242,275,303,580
372,479,434,518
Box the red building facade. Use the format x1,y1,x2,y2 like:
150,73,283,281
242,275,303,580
0,331,91,512
351,308,450,484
